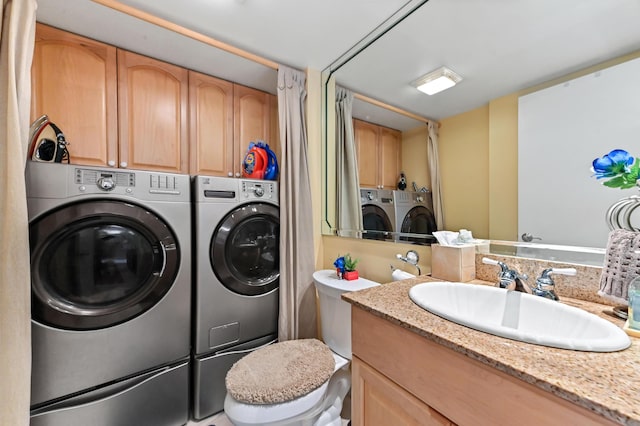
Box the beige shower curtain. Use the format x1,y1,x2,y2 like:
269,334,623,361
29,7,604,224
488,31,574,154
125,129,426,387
277,65,316,341
0,0,37,424
335,86,362,236
427,121,445,229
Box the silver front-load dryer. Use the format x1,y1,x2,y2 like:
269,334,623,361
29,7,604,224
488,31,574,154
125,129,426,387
192,175,279,419
393,190,437,244
360,187,395,240
26,162,191,426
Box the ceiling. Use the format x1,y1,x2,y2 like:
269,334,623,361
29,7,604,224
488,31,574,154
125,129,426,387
36,0,640,130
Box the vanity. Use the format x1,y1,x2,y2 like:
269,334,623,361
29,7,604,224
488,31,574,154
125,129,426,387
343,275,640,426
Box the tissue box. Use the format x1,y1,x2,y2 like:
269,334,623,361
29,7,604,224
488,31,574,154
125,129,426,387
431,244,476,282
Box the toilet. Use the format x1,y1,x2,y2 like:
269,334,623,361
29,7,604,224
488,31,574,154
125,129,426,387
223,269,380,426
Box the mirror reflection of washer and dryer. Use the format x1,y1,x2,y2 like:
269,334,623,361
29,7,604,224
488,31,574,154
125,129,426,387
192,175,280,420
360,187,437,243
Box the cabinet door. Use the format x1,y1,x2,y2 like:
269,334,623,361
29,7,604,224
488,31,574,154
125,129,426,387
354,119,379,188
188,71,234,176
118,50,188,173
379,126,402,189
234,85,271,177
352,357,456,426
31,23,117,167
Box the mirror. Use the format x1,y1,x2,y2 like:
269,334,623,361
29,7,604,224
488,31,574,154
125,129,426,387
322,0,640,253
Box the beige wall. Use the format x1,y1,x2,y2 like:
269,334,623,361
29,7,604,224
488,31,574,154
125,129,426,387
439,105,490,238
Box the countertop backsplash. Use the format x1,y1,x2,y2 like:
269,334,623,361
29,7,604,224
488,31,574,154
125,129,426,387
474,253,616,306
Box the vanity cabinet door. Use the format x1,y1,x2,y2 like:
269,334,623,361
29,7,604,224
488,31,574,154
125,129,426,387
352,356,456,426
118,50,188,173
31,23,118,167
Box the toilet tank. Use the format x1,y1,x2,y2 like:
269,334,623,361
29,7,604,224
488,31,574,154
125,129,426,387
313,269,380,359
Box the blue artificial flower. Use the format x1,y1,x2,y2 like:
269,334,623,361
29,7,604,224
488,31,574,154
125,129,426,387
592,149,634,179
334,256,345,273
591,149,640,189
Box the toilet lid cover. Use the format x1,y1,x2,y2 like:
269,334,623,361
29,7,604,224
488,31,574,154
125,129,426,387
226,338,335,404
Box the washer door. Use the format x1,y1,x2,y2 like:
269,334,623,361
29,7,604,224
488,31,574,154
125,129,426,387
362,204,393,240
29,200,179,330
399,206,437,243
211,203,279,296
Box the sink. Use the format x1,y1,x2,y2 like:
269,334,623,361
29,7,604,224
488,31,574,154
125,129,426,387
409,282,631,352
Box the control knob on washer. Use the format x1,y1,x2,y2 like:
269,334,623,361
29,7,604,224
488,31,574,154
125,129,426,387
97,177,115,191
253,186,264,197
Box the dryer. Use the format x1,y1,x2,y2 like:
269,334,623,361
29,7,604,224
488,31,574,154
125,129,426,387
192,175,280,419
393,190,438,244
360,187,395,240
26,162,191,426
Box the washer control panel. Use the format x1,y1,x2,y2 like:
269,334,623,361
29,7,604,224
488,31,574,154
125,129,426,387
241,180,276,200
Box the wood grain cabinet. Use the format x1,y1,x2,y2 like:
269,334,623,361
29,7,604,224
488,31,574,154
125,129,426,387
31,23,118,167
117,50,188,173
189,71,276,177
354,119,401,190
350,307,617,426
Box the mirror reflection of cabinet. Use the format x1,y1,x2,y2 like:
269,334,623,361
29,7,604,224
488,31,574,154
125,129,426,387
354,119,402,190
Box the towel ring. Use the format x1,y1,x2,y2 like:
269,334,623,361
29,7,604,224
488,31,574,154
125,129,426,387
606,194,640,232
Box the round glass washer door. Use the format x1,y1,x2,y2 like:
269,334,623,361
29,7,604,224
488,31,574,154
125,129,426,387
399,206,437,243
29,200,179,330
362,204,393,240
211,202,279,296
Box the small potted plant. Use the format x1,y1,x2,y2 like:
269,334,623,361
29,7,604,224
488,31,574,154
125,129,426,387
334,253,359,280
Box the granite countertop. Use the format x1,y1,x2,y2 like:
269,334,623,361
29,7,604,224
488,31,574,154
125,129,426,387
342,276,640,426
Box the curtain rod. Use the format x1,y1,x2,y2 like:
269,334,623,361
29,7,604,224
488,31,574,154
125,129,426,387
91,0,279,70
353,92,439,127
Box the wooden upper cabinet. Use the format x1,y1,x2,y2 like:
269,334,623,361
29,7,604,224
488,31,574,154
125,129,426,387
379,126,402,189
354,120,380,189
118,50,188,173
188,70,234,176
189,80,273,177
354,119,401,190
234,85,271,177
31,23,117,167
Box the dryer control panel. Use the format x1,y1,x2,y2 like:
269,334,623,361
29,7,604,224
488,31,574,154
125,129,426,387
241,180,277,200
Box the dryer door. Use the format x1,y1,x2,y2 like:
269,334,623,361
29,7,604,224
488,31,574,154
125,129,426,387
210,202,279,296
399,206,438,243
29,200,179,330
362,204,393,240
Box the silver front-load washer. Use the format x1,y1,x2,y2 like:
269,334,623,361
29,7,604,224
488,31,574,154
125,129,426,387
26,162,191,426
192,175,279,419
360,187,395,240
393,190,437,244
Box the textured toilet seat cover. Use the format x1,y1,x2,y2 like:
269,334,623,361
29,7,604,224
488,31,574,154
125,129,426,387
225,338,335,404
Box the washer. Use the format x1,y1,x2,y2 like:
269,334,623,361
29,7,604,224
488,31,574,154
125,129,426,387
393,190,438,244
26,162,191,426
360,187,395,240
192,175,279,419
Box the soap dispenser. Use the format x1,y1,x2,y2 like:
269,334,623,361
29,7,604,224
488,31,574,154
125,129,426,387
628,276,640,330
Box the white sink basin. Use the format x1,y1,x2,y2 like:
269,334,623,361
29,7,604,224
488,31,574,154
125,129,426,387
409,282,631,352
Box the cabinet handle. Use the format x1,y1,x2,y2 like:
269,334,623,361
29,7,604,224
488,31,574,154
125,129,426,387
228,172,233,177
120,161,128,168
235,172,241,178
108,160,116,167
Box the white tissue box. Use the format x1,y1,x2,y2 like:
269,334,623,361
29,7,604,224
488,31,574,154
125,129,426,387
431,244,476,282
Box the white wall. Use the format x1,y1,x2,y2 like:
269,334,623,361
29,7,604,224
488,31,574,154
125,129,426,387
518,57,640,248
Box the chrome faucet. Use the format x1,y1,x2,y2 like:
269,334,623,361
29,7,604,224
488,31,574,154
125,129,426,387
482,258,529,293
531,268,577,301
396,250,421,275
